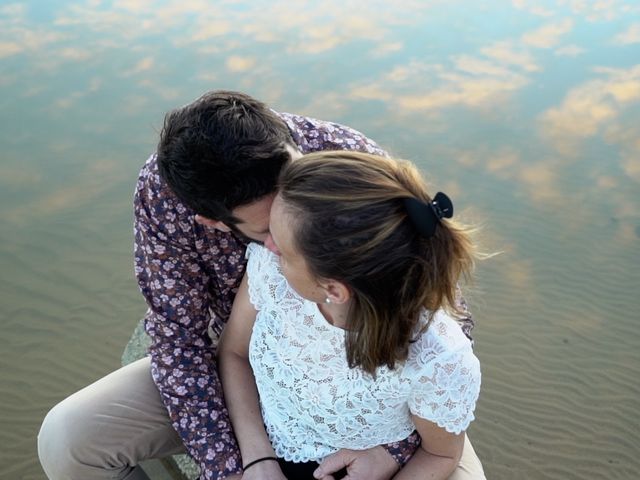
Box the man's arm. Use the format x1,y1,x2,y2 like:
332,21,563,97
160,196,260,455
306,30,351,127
394,422,465,480
455,285,475,342
134,155,244,479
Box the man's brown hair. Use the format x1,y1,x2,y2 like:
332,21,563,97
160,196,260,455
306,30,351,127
157,90,292,224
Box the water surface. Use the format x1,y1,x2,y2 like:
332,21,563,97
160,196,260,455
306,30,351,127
1,1,639,479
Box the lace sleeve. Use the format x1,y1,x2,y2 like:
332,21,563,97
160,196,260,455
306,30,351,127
407,316,481,435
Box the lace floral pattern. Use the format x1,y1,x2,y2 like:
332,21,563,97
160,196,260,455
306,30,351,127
245,244,481,463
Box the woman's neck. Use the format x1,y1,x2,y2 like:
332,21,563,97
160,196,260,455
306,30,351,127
316,301,351,329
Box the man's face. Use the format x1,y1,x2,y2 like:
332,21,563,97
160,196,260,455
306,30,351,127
195,144,303,243
229,193,276,243
195,193,275,243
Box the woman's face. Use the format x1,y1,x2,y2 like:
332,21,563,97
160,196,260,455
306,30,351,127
265,194,327,303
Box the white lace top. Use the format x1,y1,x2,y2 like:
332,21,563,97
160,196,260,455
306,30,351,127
245,243,481,463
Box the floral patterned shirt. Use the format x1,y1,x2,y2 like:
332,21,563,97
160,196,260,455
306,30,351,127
133,112,475,479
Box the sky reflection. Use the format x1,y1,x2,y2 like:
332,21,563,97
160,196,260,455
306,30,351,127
1,0,638,281
1,1,639,479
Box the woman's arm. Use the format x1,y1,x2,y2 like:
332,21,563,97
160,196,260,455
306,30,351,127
393,418,465,480
218,273,286,480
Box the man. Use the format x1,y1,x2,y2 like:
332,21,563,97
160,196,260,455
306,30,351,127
38,91,482,480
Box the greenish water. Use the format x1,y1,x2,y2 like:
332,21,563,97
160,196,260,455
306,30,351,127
1,1,639,479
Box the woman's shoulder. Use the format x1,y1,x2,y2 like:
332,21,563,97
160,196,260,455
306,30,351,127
246,242,285,276
245,244,308,314
416,310,474,351
405,310,480,375
245,243,281,308
246,242,272,262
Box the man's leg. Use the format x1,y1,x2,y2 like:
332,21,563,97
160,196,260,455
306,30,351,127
38,356,185,480
448,435,486,480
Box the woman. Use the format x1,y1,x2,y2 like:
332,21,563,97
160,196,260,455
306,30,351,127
219,151,483,480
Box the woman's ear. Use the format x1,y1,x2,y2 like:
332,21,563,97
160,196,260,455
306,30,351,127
322,280,351,304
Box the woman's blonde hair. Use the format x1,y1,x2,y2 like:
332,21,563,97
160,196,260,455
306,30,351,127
279,151,477,375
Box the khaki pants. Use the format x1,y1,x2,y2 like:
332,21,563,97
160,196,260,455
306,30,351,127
37,356,485,480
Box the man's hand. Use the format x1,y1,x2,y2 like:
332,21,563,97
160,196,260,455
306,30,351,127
314,446,400,480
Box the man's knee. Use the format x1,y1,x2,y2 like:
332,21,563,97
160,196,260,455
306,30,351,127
38,392,139,479
38,359,181,479
448,435,486,480
38,396,91,478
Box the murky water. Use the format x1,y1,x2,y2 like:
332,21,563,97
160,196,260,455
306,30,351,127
1,1,639,479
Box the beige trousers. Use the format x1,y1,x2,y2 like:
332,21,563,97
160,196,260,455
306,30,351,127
37,356,485,480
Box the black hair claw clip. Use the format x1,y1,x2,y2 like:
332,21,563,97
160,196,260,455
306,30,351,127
403,192,453,238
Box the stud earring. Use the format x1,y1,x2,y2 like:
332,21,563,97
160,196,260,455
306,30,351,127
325,297,331,304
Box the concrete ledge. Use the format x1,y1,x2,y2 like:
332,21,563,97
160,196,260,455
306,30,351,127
122,320,200,480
